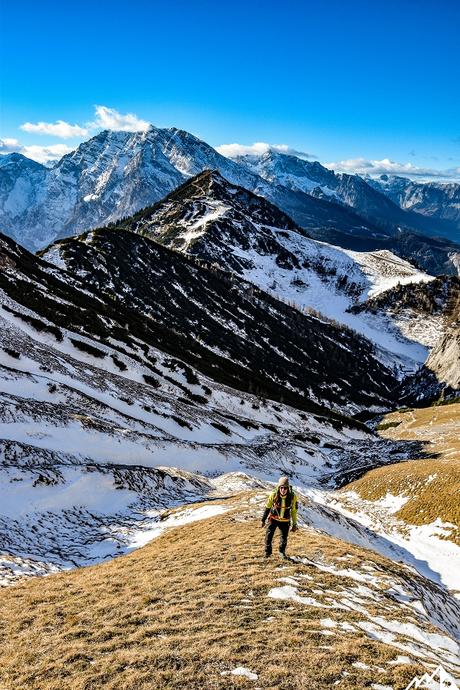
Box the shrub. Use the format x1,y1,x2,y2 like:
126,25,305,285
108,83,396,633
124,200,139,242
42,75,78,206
377,421,402,431
111,355,127,371
70,338,106,358
184,368,200,385
2,304,63,341
184,391,208,405
3,347,20,359
211,422,231,435
171,416,193,430
143,374,160,389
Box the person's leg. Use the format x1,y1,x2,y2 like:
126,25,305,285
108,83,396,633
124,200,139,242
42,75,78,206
279,522,290,555
265,520,277,556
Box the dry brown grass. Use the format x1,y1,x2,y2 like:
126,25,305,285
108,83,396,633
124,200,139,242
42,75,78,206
0,494,428,690
345,403,460,543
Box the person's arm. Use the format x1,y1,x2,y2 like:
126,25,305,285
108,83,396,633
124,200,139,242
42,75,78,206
261,507,270,525
261,492,274,526
291,494,298,530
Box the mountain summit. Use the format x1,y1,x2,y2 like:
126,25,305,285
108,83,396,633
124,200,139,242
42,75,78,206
0,129,397,253
114,170,438,371
1,127,459,274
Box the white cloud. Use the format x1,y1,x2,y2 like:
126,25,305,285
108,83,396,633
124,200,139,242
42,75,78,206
90,105,150,132
1,105,151,164
21,144,74,163
0,139,74,164
326,157,460,180
0,138,21,153
20,120,88,138
216,141,313,159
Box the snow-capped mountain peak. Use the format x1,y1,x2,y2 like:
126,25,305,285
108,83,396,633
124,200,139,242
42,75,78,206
1,125,459,275
232,149,337,196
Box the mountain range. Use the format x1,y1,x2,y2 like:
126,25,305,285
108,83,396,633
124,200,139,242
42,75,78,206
370,173,460,237
1,125,460,686
1,126,460,275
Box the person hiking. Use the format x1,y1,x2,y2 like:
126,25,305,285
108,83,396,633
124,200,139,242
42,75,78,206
261,476,298,559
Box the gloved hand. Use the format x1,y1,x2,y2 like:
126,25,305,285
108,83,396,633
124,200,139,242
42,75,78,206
261,521,266,528
291,524,298,533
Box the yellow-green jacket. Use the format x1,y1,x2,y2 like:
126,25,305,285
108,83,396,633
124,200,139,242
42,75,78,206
263,488,298,525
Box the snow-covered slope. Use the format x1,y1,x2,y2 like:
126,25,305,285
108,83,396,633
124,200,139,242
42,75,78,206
0,230,407,582
118,170,439,373
347,276,460,403
350,276,460,349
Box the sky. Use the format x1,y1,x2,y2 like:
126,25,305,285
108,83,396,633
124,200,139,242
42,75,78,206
1,0,459,178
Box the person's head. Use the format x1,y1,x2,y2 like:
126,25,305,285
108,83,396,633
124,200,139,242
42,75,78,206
278,476,290,494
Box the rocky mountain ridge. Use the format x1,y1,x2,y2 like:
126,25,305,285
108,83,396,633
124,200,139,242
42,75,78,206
2,127,460,275
113,170,443,373
38,227,396,413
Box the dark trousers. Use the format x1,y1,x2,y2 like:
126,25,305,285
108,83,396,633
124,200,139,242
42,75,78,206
265,519,290,556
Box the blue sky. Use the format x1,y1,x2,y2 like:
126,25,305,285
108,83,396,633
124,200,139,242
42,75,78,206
1,0,459,177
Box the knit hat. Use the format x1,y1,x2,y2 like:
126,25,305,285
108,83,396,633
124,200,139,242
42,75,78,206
278,476,290,487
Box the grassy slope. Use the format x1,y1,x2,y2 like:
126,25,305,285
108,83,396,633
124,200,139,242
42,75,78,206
0,492,442,690
345,402,460,544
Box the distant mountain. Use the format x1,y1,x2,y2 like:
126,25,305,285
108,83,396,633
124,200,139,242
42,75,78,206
114,169,440,371
2,127,460,276
232,150,338,194
233,149,457,236
0,128,403,253
234,150,460,275
0,127,261,250
0,153,48,244
369,174,460,242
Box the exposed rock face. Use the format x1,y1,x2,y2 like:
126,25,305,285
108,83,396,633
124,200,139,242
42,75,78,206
425,324,460,391
370,174,460,242
399,291,460,402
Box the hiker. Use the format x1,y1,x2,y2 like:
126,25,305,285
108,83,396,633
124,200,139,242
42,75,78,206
261,476,298,559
